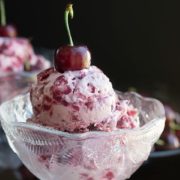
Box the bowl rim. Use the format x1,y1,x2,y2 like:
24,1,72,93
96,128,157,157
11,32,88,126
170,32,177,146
0,91,165,139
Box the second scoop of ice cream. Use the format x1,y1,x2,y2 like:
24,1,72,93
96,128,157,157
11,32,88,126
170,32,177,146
0,37,50,74
30,66,140,132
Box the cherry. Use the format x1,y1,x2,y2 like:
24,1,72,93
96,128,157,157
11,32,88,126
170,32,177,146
0,24,17,37
175,130,180,141
55,45,91,72
54,3,91,73
163,132,180,150
0,0,17,37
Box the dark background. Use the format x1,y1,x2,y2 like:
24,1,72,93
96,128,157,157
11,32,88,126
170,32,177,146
1,1,180,179
5,0,180,97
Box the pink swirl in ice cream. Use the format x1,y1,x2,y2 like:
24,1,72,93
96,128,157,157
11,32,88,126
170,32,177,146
0,37,50,75
30,66,139,132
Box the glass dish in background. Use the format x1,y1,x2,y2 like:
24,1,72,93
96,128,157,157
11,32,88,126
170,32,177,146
0,91,165,180
0,48,53,175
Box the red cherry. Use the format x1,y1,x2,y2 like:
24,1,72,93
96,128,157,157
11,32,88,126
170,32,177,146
54,45,91,72
54,4,91,73
0,0,17,37
0,25,17,37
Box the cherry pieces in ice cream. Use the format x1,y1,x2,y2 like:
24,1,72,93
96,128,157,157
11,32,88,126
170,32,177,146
30,66,140,133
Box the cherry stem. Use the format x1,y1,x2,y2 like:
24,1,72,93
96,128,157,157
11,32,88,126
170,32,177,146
24,60,31,72
65,3,74,46
0,0,6,26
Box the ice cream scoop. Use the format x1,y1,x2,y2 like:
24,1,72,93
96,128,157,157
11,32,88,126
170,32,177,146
30,66,139,132
0,37,50,75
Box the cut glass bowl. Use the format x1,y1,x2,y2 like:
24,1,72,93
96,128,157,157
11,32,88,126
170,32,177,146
0,91,165,180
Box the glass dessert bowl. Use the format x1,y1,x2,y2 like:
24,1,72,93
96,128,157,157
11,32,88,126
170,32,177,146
0,91,165,180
